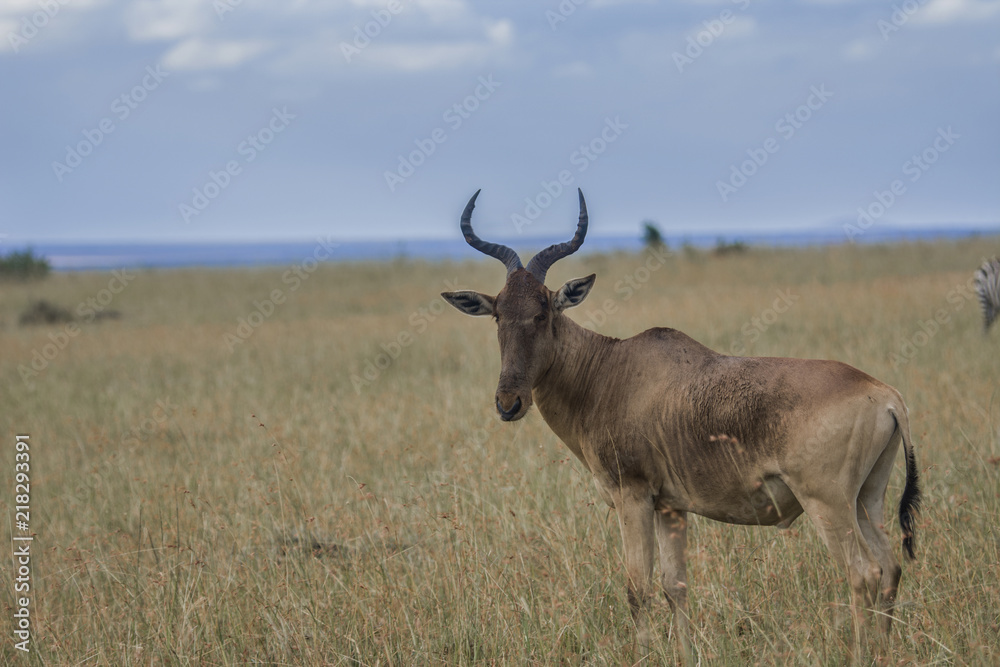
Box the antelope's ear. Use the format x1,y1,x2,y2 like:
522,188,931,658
441,291,495,317
554,274,596,312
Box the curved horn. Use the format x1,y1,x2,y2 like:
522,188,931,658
526,188,589,284
461,190,523,275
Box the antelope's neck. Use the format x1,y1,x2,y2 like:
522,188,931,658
533,315,618,449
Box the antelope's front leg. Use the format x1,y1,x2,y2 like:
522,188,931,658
656,509,694,665
614,487,656,655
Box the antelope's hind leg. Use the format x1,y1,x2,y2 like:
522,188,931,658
856,435,904,637
797,494,882,665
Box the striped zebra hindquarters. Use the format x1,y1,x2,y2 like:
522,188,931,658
974,257,1000,332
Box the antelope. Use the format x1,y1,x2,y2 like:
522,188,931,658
442,189,921,663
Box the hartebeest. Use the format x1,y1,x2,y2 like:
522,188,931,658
442,189,921,663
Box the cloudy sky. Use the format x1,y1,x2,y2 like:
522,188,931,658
1,0,998,243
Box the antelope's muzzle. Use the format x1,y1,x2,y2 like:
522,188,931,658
496,396,522,421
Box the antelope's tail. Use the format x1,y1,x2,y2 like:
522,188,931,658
892,407,921,560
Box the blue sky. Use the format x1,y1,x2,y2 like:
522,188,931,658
1,0,998,243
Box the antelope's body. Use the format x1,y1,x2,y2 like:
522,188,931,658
533,312,907,527
443,190,920,663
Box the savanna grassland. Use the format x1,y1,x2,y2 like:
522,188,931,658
1,238,999,665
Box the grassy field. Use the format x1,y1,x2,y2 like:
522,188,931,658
1,238,999,665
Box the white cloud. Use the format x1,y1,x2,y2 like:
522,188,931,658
591,0,655,6
722,15,756,39
0,0,107,54
681,14,756,43
125,0,208,42
484,17,512,44
414,0,467,22
162,38,272,71
915,0,1000,24
842,38,877,61
0,0,106,15
364,17,512,71
0,0,98,15
344,0,467,21
367,40,488,71
0,18,19,52
0,0,42,14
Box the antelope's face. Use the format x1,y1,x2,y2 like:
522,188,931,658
442,190,595,421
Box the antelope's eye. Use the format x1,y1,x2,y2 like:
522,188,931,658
534,312,547,323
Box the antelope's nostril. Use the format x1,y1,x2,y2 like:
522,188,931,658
497,397,522,421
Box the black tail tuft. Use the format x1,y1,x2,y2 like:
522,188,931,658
899,446,921,560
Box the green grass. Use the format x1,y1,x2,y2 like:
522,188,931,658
1,239,999,664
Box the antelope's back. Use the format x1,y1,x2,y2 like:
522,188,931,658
609,327,898,480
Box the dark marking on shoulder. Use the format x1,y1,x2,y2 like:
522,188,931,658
683,358,796,455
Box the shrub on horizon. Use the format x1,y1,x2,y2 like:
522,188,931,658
0,248,51,281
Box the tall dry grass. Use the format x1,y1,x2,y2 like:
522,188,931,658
1,238,998,664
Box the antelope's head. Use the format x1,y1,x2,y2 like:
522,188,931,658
442,189,595,421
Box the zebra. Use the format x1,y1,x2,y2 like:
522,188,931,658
974,257,1000,332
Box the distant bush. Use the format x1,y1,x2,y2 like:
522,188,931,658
713,237,748,256
0,249,51,281
18,299,121,327
641,220,666,250
681,237,699,260
19,300,73,326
